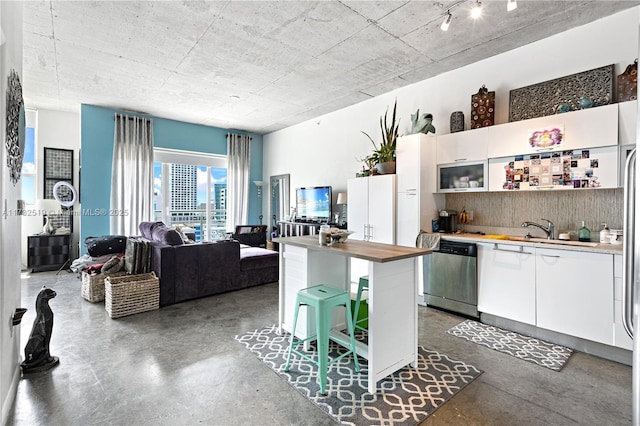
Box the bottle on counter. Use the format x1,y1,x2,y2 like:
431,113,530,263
599,223,610,244
319,224,331,246
578,221,591,242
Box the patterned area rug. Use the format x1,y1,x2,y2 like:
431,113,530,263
447,319,573,371
235,325,483,426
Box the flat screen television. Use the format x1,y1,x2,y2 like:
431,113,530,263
295,186,332,222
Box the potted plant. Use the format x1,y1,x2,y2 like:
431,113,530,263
362,99,399,175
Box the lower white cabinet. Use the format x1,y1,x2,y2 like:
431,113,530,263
535,247,613,345
477,243,536,325
478,243,617,347
613,254,633,350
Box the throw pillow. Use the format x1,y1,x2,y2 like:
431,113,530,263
151,225,184,246
139,221,165,239
173,226,195,244
101,255,125,274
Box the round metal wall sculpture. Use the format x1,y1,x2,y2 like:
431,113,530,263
5,69,25,185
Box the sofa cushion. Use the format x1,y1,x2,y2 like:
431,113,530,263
239,246,279,271
151,225,184,246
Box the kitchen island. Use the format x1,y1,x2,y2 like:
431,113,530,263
273,235,430,393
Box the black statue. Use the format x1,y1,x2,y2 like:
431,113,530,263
21,287,59,374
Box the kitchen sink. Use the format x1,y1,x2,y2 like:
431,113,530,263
482,234,599,247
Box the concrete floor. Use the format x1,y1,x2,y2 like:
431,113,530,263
6,271,632,425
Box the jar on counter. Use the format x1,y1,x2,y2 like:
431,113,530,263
319,225,331,246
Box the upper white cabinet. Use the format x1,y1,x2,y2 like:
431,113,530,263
436,127,489,165
535,247,614,346
618,100,637,147
487,103,619,158
488,145,619,191
347,175,396,244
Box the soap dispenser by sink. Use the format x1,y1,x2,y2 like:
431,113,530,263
599,223,610,244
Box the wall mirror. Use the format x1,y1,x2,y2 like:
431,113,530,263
270,174,290,232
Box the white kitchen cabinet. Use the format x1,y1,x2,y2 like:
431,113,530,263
487,103,619,158
618,100,637,147
347,174,395,244
613,254,633,350
436,127,489,165
488,145,619,191
396,134,444,247
535,247,614,345
477,242,536,325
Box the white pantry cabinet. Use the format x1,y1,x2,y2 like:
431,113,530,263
396,134,444,247
436,127,489,165
487,103,619,158
477,243,536,325
535,247,614,345
347,175,396,244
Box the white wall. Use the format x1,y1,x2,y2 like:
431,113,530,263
263,7,640,215
1,2,23,424
20,109,81,266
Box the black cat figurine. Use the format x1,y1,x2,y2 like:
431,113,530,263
21,286,59,374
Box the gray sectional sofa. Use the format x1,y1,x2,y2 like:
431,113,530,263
139,222,279,307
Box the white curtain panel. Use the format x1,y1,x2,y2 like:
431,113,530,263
226,133,251,231
110,114,154,236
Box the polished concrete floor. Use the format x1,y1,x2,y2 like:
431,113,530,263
6,271,632,425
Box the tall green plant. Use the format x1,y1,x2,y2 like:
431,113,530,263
362,99,399,164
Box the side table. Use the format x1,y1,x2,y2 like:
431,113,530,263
27,234,71,272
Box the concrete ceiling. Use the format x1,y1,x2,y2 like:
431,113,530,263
22,1,638,134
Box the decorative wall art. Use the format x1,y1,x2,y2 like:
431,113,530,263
470,85,494,128
509,65,614,122
499,149,602,190
528,127,563,149
5,68,25,185
617,59,638,102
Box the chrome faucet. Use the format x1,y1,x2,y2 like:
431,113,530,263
521,219,555,240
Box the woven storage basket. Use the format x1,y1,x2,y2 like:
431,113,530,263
81,271,127,303
104,272,159,319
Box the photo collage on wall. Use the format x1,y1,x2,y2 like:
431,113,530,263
502,149,601,190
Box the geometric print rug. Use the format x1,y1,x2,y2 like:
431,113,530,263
447,319,573,372
235,325,483,426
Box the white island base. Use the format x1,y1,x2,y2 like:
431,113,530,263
275,236,429,393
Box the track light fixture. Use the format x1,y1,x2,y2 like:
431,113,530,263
470,1,482,19
440,11,452,31
507,0,517,11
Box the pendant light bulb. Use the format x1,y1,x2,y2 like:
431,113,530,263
440,11,452,31
470,1,482,19
507,0,517,11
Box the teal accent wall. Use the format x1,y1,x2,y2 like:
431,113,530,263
79,104,263,252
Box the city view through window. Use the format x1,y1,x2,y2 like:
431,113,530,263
153,162,227,241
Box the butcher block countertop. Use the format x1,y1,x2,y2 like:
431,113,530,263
273,235,431,262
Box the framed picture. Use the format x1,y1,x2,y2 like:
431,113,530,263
44,147,74,230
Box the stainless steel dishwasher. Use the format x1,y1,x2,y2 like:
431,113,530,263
424,240,478,318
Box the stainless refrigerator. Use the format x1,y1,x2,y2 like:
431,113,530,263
623,97,640,422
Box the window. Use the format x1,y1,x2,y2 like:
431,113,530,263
21,110,37,205
154,148,227,242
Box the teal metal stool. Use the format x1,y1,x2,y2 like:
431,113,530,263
284,284,360,395
353,276,369,332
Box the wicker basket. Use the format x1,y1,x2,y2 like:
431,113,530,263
81,271,127,303
105,272,159,319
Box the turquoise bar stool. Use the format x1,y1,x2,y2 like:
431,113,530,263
353,276,369,332
284,284,360,395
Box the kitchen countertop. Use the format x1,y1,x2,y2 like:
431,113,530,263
439,232,623,255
